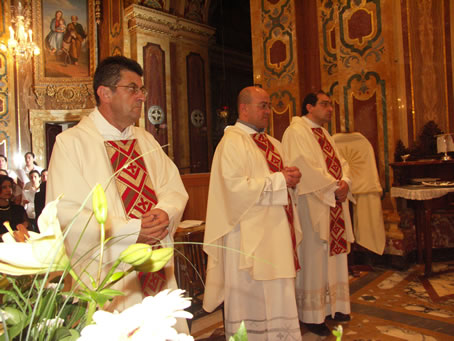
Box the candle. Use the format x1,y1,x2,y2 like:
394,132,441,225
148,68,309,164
9,26,14,40
28,29,32,42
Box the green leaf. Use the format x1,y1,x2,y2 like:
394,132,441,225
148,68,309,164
229,321,248,341
87,289,124,307
109,271,126,282
52,327,78,341
2,307,25,325
0,315,29,341
63,303,87,327
0,289,20,305
56,329,80,341
98,288,124,297
70,292,93,303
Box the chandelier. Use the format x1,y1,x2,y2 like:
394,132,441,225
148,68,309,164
0,0,40,60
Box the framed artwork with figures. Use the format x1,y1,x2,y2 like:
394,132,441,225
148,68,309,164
32,0,95,85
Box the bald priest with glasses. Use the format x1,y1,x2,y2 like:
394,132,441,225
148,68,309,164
47,56,189,331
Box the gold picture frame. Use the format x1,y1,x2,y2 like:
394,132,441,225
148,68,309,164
32,0,96,86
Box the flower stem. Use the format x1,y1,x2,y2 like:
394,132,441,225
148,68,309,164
98,259,122,289
86,300,97,325
96,223,105,287
68,267,89,291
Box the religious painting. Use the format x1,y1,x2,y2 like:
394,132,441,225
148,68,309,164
32,0,95,85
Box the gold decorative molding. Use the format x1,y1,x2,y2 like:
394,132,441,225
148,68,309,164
30,108,92,167
125,5,215,45
95,0,102,24
33,84,95,110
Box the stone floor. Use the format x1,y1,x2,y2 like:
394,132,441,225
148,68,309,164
189,261,454,340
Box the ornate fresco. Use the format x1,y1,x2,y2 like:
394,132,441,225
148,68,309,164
318,0,394,192
251,0,299,141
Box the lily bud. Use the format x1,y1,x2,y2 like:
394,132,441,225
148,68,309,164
93,184,108,225
136,247,173,272
119,243,152,266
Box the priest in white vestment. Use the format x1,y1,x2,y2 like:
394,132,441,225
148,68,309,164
47,56,188,332
203,86,303,340
282,91,354,337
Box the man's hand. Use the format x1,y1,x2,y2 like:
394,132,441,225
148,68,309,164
282,166,301,188
136,208,169,245
335,180,349,202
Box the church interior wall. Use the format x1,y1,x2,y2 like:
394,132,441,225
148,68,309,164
249,0,454,261
0,0,453,262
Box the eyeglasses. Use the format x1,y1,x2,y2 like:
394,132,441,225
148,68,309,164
254,102,272,110
107,84,148,96
317,100,333,108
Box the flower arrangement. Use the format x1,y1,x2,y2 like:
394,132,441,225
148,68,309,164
0,184,249,341
0,185,189,340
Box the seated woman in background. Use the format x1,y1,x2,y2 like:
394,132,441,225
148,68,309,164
22,170,41,231
0,155,22,203
0,175,30,236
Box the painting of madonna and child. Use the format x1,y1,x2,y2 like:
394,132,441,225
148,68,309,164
42,0,89,78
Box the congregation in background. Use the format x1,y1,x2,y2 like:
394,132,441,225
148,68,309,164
0,152,48,235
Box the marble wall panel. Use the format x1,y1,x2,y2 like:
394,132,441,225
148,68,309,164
317,0,398,193
403,0,453,137
124,4,214,170
250,0,302,138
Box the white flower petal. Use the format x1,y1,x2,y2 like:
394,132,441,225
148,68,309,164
31,238,68,268
172,311,193,319
0,243,49,268
0,262,48,275
0,197,69,276
1,232,16,243
37,198,62,238
78,290,194,341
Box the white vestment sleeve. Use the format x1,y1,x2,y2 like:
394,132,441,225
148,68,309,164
258,172,288,206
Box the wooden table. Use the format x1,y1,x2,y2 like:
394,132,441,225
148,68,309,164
390,159,454,186
391,185,454,276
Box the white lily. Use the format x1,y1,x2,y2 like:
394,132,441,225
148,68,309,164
0,197,70,275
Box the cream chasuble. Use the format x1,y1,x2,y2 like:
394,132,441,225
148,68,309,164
282,116,353,324
47,108,188,333
203,122,302,340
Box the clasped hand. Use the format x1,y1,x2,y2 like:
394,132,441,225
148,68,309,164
282,166,301,188
334,180,349,203
136,208,169,245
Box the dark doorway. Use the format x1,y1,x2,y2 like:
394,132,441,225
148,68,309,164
208,0,253,150
45,122,78,167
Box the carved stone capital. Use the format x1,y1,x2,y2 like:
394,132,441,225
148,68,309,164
125,5,215,44
33,84,95,110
